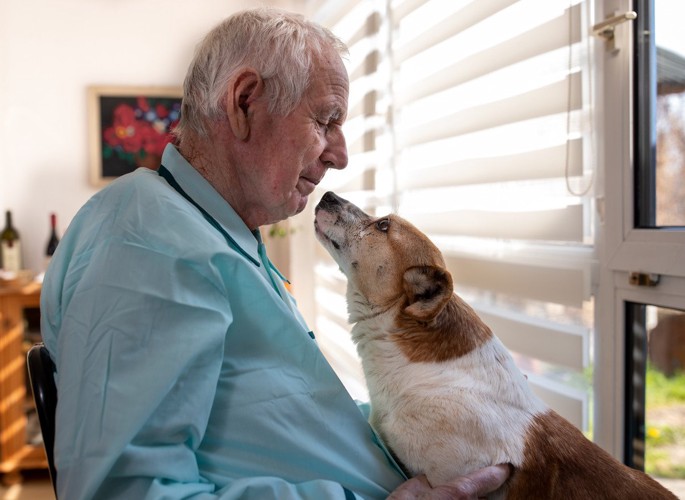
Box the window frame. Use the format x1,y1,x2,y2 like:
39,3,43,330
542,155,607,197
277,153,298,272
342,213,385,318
594,0,685,460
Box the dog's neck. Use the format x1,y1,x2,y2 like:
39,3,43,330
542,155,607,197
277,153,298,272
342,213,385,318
346,287,405,324
394,294,493,363
348,291,494,363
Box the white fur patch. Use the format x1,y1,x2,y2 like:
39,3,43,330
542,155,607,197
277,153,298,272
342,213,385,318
353,312,547,485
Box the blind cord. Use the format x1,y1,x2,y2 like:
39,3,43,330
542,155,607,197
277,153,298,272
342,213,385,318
565,0,595,197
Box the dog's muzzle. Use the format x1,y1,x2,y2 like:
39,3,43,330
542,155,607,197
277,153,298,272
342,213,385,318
315,192,370,221
316,191,345,214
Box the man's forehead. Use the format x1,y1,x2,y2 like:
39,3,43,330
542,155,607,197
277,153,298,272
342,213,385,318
310,84,348,115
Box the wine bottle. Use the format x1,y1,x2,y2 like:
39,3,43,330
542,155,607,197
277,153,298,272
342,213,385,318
0,210,22,272
45,212,60,268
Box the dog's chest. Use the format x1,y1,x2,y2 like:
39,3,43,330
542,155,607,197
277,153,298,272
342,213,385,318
355,332,546,483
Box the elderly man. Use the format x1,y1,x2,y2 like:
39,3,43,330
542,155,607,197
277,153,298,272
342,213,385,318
41,8,509,499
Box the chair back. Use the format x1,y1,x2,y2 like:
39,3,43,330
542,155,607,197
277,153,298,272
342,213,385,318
27,342,58,496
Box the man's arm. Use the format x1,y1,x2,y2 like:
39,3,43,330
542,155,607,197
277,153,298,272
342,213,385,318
48,242,383,500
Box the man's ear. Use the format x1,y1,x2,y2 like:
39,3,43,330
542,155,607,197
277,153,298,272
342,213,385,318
402,265,453,320
226,68,264,141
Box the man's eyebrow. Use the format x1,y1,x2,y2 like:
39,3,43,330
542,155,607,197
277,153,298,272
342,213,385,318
330,104,347,121
318,106,344,122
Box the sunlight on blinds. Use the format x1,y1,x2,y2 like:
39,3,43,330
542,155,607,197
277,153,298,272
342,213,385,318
305,0,392,402
392,0,595,430
307,0,597,431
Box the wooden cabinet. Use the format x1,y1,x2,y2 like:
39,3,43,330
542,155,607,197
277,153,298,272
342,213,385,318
0,281,47,484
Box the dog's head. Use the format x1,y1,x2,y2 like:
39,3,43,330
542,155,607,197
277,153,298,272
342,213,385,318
314,191,453,321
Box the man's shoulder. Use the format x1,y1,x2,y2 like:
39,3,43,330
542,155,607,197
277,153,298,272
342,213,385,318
94,168,208,221
70,168,219,249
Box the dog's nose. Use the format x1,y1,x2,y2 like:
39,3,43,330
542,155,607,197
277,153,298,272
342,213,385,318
317,191,342,211
321,191,340,204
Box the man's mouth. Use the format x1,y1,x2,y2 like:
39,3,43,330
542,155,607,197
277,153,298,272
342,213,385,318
298,175,321,195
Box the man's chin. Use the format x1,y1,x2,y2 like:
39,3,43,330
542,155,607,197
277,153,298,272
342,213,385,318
294,194,309,215
281,189,312,220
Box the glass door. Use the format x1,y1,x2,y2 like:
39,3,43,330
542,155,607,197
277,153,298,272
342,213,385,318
595,0,685,494
625,303,685,482
634,0,685,228
625,1,685,488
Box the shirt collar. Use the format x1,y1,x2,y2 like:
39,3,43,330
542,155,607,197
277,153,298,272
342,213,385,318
160,143,261,266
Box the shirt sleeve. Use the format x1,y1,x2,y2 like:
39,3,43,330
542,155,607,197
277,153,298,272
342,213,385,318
50,240,372,500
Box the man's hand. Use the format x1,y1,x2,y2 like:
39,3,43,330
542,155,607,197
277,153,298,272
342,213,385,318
387,464,511,499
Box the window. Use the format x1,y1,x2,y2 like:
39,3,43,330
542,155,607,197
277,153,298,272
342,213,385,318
620,0,685,481
634,0,685,228
595,0,685,488
292,0,685,488
297,0,597,434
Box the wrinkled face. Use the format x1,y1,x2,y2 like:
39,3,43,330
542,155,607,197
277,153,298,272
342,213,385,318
246,47,349,224
314,192,446,308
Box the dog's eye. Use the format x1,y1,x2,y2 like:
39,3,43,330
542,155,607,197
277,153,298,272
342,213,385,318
376,218,390,232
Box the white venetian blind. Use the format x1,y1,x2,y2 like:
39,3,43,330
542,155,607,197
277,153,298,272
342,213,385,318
304,0,596,431
302,0,394,400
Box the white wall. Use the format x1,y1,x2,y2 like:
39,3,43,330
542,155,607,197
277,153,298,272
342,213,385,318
0,0,302,272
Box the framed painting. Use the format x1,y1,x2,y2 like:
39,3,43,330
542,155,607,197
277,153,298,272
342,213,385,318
88,85,182,186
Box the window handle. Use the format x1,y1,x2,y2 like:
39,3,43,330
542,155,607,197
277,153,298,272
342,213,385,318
629,272,660,287
592,11,637,52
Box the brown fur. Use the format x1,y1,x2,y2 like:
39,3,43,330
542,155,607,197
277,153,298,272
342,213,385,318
394,294,493,363
507,410,677,499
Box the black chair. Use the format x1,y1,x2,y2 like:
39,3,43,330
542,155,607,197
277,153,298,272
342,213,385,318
27,342,58,497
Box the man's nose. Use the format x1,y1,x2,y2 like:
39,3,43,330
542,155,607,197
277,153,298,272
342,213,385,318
323,127,348,170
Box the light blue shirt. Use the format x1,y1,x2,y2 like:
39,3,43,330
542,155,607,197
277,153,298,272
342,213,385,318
40,144,405,499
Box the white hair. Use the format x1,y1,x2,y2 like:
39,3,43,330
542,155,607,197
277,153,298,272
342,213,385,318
174,8,348,141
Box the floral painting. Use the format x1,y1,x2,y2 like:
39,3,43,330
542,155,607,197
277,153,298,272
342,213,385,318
88,86,181,186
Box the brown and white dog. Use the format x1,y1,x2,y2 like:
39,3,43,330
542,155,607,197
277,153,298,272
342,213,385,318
314,191,676,499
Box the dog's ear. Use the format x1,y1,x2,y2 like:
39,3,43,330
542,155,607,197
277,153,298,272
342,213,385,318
402,265,453,320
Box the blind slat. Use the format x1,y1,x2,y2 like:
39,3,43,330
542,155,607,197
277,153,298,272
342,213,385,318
395,112,585,187
479,308,588,370
400,72,583,148
390,0,430,23
395,2,582,94
407,205,584,242
397,139,583,189
431,235,594,270
444,254,587,307
394,0,518,63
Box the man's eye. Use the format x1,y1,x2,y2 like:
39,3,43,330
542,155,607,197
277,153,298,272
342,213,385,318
316,120,331,133
376,218,390,232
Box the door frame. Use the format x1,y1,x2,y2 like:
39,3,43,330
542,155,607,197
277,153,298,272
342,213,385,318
594,0,685,459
